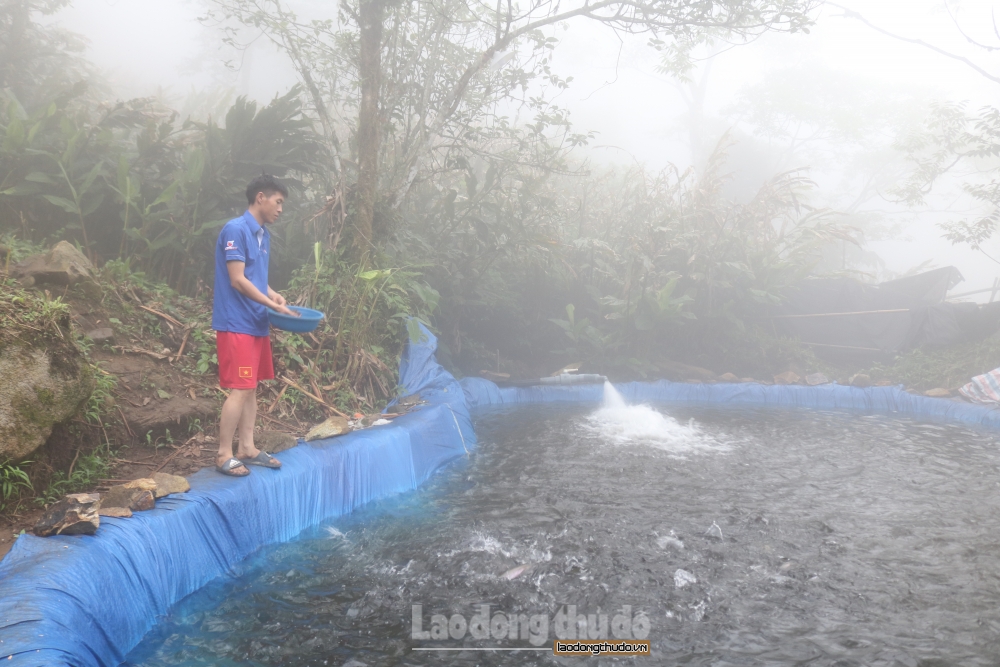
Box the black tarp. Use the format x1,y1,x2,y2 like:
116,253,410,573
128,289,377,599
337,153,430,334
774,267,1000,354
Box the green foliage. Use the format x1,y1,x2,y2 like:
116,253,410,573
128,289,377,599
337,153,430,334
0,458,32,511
863,336,1000,391
37,449,110,506
83,365,117,426
894,101,1000,250
272,247,440,411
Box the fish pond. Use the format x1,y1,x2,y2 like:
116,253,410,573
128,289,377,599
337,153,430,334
126,394,1000,666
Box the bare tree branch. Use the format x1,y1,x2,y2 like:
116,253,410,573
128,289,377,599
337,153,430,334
824,1,1000,85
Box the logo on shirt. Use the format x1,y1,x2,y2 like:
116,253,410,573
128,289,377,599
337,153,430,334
238,367,253,378
225,240,237,250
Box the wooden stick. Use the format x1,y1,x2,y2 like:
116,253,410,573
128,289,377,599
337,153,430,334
138,304,184,328
153,446,189,473
117,346,169,360
767,308,911,320
116,404,135,438
279,376,349,417
172,327,191,363
113,458,157,466
267,384,288,413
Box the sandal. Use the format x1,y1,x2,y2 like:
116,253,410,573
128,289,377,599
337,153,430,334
216,457,250,477
240,451,282,469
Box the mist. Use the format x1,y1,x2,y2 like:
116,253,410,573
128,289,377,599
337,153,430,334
48,0,1000,295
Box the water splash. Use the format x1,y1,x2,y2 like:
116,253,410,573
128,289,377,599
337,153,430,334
587,381,728,455
602,380,627,409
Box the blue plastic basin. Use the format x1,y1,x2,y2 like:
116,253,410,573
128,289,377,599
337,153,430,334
267,305,325,332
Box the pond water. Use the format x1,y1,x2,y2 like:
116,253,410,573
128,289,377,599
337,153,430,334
125,392,1000,666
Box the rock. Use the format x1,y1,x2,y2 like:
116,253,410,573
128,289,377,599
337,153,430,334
773,371,802,385
805,372,830,386
305,416,351,441
674,569,697,589
13,241,101,298
924,387,951,397
741,377,754,383
849,373,871,388
33,493,100,536
0,343,93,461
98,506,132,518
396,392,423,408
660,360,716,382
151,472,190,498
84,327,114,342
102,481,156,512
124,478,157,491
718,373,740,382
255,430,298,454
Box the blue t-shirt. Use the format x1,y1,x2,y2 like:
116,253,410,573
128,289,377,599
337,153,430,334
212,211,271,336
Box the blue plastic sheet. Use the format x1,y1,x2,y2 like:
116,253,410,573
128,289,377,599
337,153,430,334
5,324,1000,666
0,322,474,667
460,376,1000,430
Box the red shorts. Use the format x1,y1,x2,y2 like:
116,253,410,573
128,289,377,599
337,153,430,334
216,331,274,389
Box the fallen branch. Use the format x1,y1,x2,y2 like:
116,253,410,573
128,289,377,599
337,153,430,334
267,384,288,413
139,305,184,329
115,404,135,438
113,458,156,467
116,346,169,360
172,327,192,363
279,375,349,418
153,446,189,474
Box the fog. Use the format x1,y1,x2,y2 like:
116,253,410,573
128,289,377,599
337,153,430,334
50,0,1000,294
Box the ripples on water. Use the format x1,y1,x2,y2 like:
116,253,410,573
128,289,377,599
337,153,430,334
126,401,1000,666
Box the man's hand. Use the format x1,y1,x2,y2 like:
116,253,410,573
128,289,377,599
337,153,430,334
267,288,300,317
227,262,301,317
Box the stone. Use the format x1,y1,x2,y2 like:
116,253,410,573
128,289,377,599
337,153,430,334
84,327,114,342
13,241,101,297
305,416,351,441
849,373,871,388
805,372,830,386
102,482,156,512
718,373,740,382
124,478,157,491
255,430,298,454
773,371,802,385
396,392,423,408
151,472,190,498
924,387,951,397
0,345,93,461
98,506,132,518
740,377,755,383
33,493,100,536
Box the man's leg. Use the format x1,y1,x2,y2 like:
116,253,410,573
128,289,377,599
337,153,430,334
216,388,255,473
234,386,260,460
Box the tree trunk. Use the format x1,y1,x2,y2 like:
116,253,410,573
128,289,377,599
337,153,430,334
352,0,385,266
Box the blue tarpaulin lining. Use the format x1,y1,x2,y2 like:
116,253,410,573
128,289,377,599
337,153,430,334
4,327,1000,666
459,376,1000,429
0,323,475,667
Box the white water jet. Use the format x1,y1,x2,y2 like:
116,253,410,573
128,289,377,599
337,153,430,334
587,381,727,455
602,380,627,409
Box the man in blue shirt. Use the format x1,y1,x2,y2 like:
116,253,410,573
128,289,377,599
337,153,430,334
212,175,298,476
